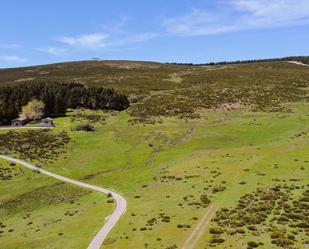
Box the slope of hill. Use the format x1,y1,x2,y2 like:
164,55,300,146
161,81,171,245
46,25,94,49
0,59,309,120
0,59,308,249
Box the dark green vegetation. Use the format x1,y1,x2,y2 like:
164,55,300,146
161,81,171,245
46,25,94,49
0,130,70,163
295,56,309,65
70,109,108,124
0,60,308,121
210,185,309,248
0,161,23,180
0,182,90,215
74,123,96,132
0,82,129,124
166,55,309,66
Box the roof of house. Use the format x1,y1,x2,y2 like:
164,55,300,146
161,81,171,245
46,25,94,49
13,115,28,121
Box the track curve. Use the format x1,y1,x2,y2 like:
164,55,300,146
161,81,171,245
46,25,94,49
0,155,127,249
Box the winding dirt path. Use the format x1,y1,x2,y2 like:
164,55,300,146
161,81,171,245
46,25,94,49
0,155,126,249
287,61,309,67
181,204,219,249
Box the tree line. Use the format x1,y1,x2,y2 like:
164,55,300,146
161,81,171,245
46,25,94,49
0,82,129,125
165,56,309,66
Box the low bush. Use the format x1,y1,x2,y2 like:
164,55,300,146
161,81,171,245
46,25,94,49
209,227,224,234
74,123,95,132
209,235,225,244
247,241,259,248
0,130,70,163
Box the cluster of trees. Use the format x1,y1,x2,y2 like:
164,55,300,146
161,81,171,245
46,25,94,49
165,56,309,66
0,82,129,125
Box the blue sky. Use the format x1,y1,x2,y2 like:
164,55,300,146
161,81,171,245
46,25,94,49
1,0,309,68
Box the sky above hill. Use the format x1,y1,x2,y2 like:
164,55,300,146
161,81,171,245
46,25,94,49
1,0,309,68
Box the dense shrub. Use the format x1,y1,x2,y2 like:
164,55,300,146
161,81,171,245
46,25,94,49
0,130,70,162
247,241,259,248
209,186,309,248
209,235,225,244
74,123,95,132
209,227,224,234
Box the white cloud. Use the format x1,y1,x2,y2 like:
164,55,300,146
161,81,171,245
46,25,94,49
233,0,309,19
52,16,160,52
163,9,234,36
232,0,309,28
163,0,309,36
0,55,27,63
56,33,109,49
54,30,158,51
36,47,67,56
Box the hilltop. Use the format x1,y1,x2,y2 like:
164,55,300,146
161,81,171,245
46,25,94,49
0,57,309,121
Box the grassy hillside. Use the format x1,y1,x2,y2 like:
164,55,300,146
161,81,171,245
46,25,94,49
0,60,309,119
0,156,113,249
0,60,308,249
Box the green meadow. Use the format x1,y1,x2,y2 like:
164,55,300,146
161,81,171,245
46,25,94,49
1,102,308,249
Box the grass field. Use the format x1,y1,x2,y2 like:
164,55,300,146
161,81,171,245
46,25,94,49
0,155,113,249
0,60,308,249
1,102,308,249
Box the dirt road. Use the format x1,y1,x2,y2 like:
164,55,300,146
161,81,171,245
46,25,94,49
181,204,219,249
288,61,309,67
0,155,126,249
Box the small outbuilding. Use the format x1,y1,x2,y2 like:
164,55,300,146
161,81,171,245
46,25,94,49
11,116,28,126
41,117,54,127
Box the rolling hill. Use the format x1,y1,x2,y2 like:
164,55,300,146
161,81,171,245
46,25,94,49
0,59,308,249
